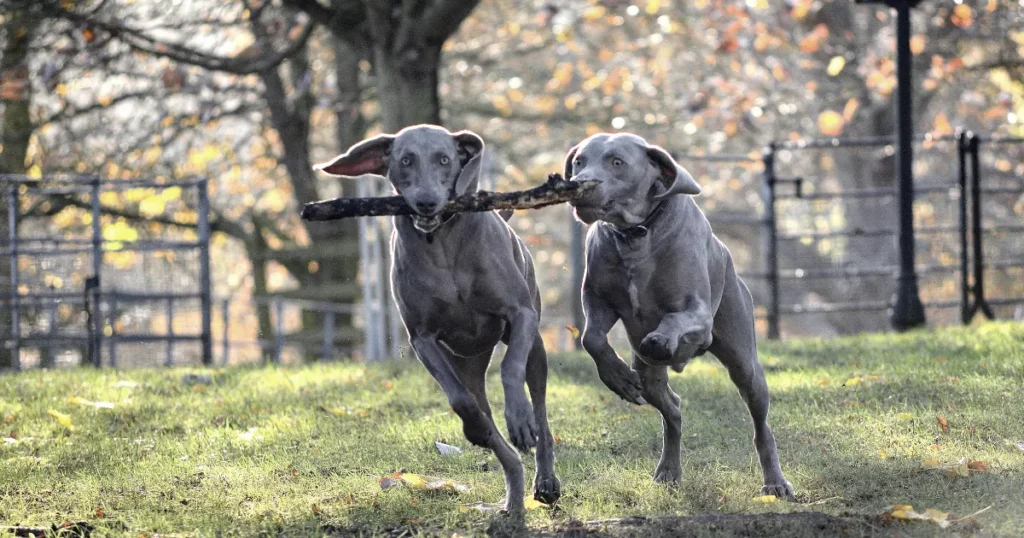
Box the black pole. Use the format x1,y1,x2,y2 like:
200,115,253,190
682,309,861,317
968,133,995,320
761,144,781,340
956,129,970,324
888,1,926,331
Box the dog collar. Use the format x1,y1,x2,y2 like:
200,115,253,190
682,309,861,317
607,202,666,242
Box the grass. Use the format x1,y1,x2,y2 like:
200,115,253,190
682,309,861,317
1,322,1023,537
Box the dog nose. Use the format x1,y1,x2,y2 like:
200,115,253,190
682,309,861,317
415,200,439,214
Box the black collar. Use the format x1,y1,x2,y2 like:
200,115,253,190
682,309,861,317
606,202,666,242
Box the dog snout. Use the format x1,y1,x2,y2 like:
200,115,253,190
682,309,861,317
413,199,441,216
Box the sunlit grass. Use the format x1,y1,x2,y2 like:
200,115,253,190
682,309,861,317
1,323,1023,536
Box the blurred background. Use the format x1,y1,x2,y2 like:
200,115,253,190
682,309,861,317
1,0,1022,369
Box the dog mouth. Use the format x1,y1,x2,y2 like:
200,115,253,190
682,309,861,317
412,215,442,233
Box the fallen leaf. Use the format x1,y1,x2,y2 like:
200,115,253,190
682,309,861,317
524,498,546,510
842,376,861,387
922,457,941,469
95,508,105,518
435,441,463,456
754,495,779,503
817,378,829,386
68,397,114,409
48,409,74,431
896,412,914,422
937,416,949,433
886,504,951,528
967,460,986,471
565,325,580,339
312,504,320,516
380,472,470,494
320,406,347,416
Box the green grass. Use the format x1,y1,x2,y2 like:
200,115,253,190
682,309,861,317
2,323,1023,537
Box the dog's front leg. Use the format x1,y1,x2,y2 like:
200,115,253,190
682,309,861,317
501,307,540,452
581,292,645,405
639,300,714,364
410,334,526,513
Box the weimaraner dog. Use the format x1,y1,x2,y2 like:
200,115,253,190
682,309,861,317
315,124,560,513
564,132,794,498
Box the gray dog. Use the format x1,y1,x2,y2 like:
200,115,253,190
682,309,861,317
315,124,560,513
564,132,794,498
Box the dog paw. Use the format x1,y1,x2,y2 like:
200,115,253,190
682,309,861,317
639,332,677,364
597,361,645,405
505,402,538,452
653,462,682,484
533,474,562,505
760,481,796,500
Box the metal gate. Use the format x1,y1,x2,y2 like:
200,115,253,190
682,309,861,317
1,175,212,369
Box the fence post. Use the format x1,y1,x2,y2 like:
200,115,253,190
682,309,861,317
7,185,20,370
274,296,284,364
760,143,781,340
165,296,174,367
107,290,118,367
956,129,970,324
44,298,57,368
221,298,230,365
322,309,335,360
197,178,214,365
569,211,585,350
89,177,103,367
968,133,994,320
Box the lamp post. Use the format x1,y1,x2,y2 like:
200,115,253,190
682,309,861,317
856,0,926,331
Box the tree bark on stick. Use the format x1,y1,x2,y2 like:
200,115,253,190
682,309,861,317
301,175,596,222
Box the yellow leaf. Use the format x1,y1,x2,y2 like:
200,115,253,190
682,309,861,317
922,457,941,469
896,412,913,422
826,56,846,76
27,164,42,179
524,498,546,510
818,110,845,137
138,196,166,218
565,325,580,339
755,494,779,503
400,473,427,489
48,409,74,431
320,405,347,416
67,397,114,409
842,376,861,386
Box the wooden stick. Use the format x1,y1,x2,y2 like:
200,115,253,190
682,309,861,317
300,173,595,222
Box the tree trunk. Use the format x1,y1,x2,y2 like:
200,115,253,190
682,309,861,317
374,43,442,132
0,9,34,369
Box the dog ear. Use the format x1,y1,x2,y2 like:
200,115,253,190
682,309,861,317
646,144,701,198
314,134,395,177
452,130,485,194
563,143,580,180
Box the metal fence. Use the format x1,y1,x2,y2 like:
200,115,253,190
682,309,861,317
1,175,212,369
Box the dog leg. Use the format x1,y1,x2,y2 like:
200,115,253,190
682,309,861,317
639,300,713,365
525,334,561,504
411,335,526,513
500,308,540,452
582,292,645,404
707,283,794,500
633,354,682,483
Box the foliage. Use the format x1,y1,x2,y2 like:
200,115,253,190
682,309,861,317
2,323,1023,536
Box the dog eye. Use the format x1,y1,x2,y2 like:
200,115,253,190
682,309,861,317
400,156,412,166
573,158,582,168
612,158,624,167
440,156,450,165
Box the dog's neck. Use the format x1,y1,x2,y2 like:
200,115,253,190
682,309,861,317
604,197,672,244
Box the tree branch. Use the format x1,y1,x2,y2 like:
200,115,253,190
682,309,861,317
45,4,315,75
422,0,481,44
301,174,596,221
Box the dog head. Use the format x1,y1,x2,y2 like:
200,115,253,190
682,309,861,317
314,124,484,233
563,133,700,228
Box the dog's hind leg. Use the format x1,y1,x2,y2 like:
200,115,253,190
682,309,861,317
411,336,526,513
707,280,794,499
632,354,682,483
525,334,561,504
